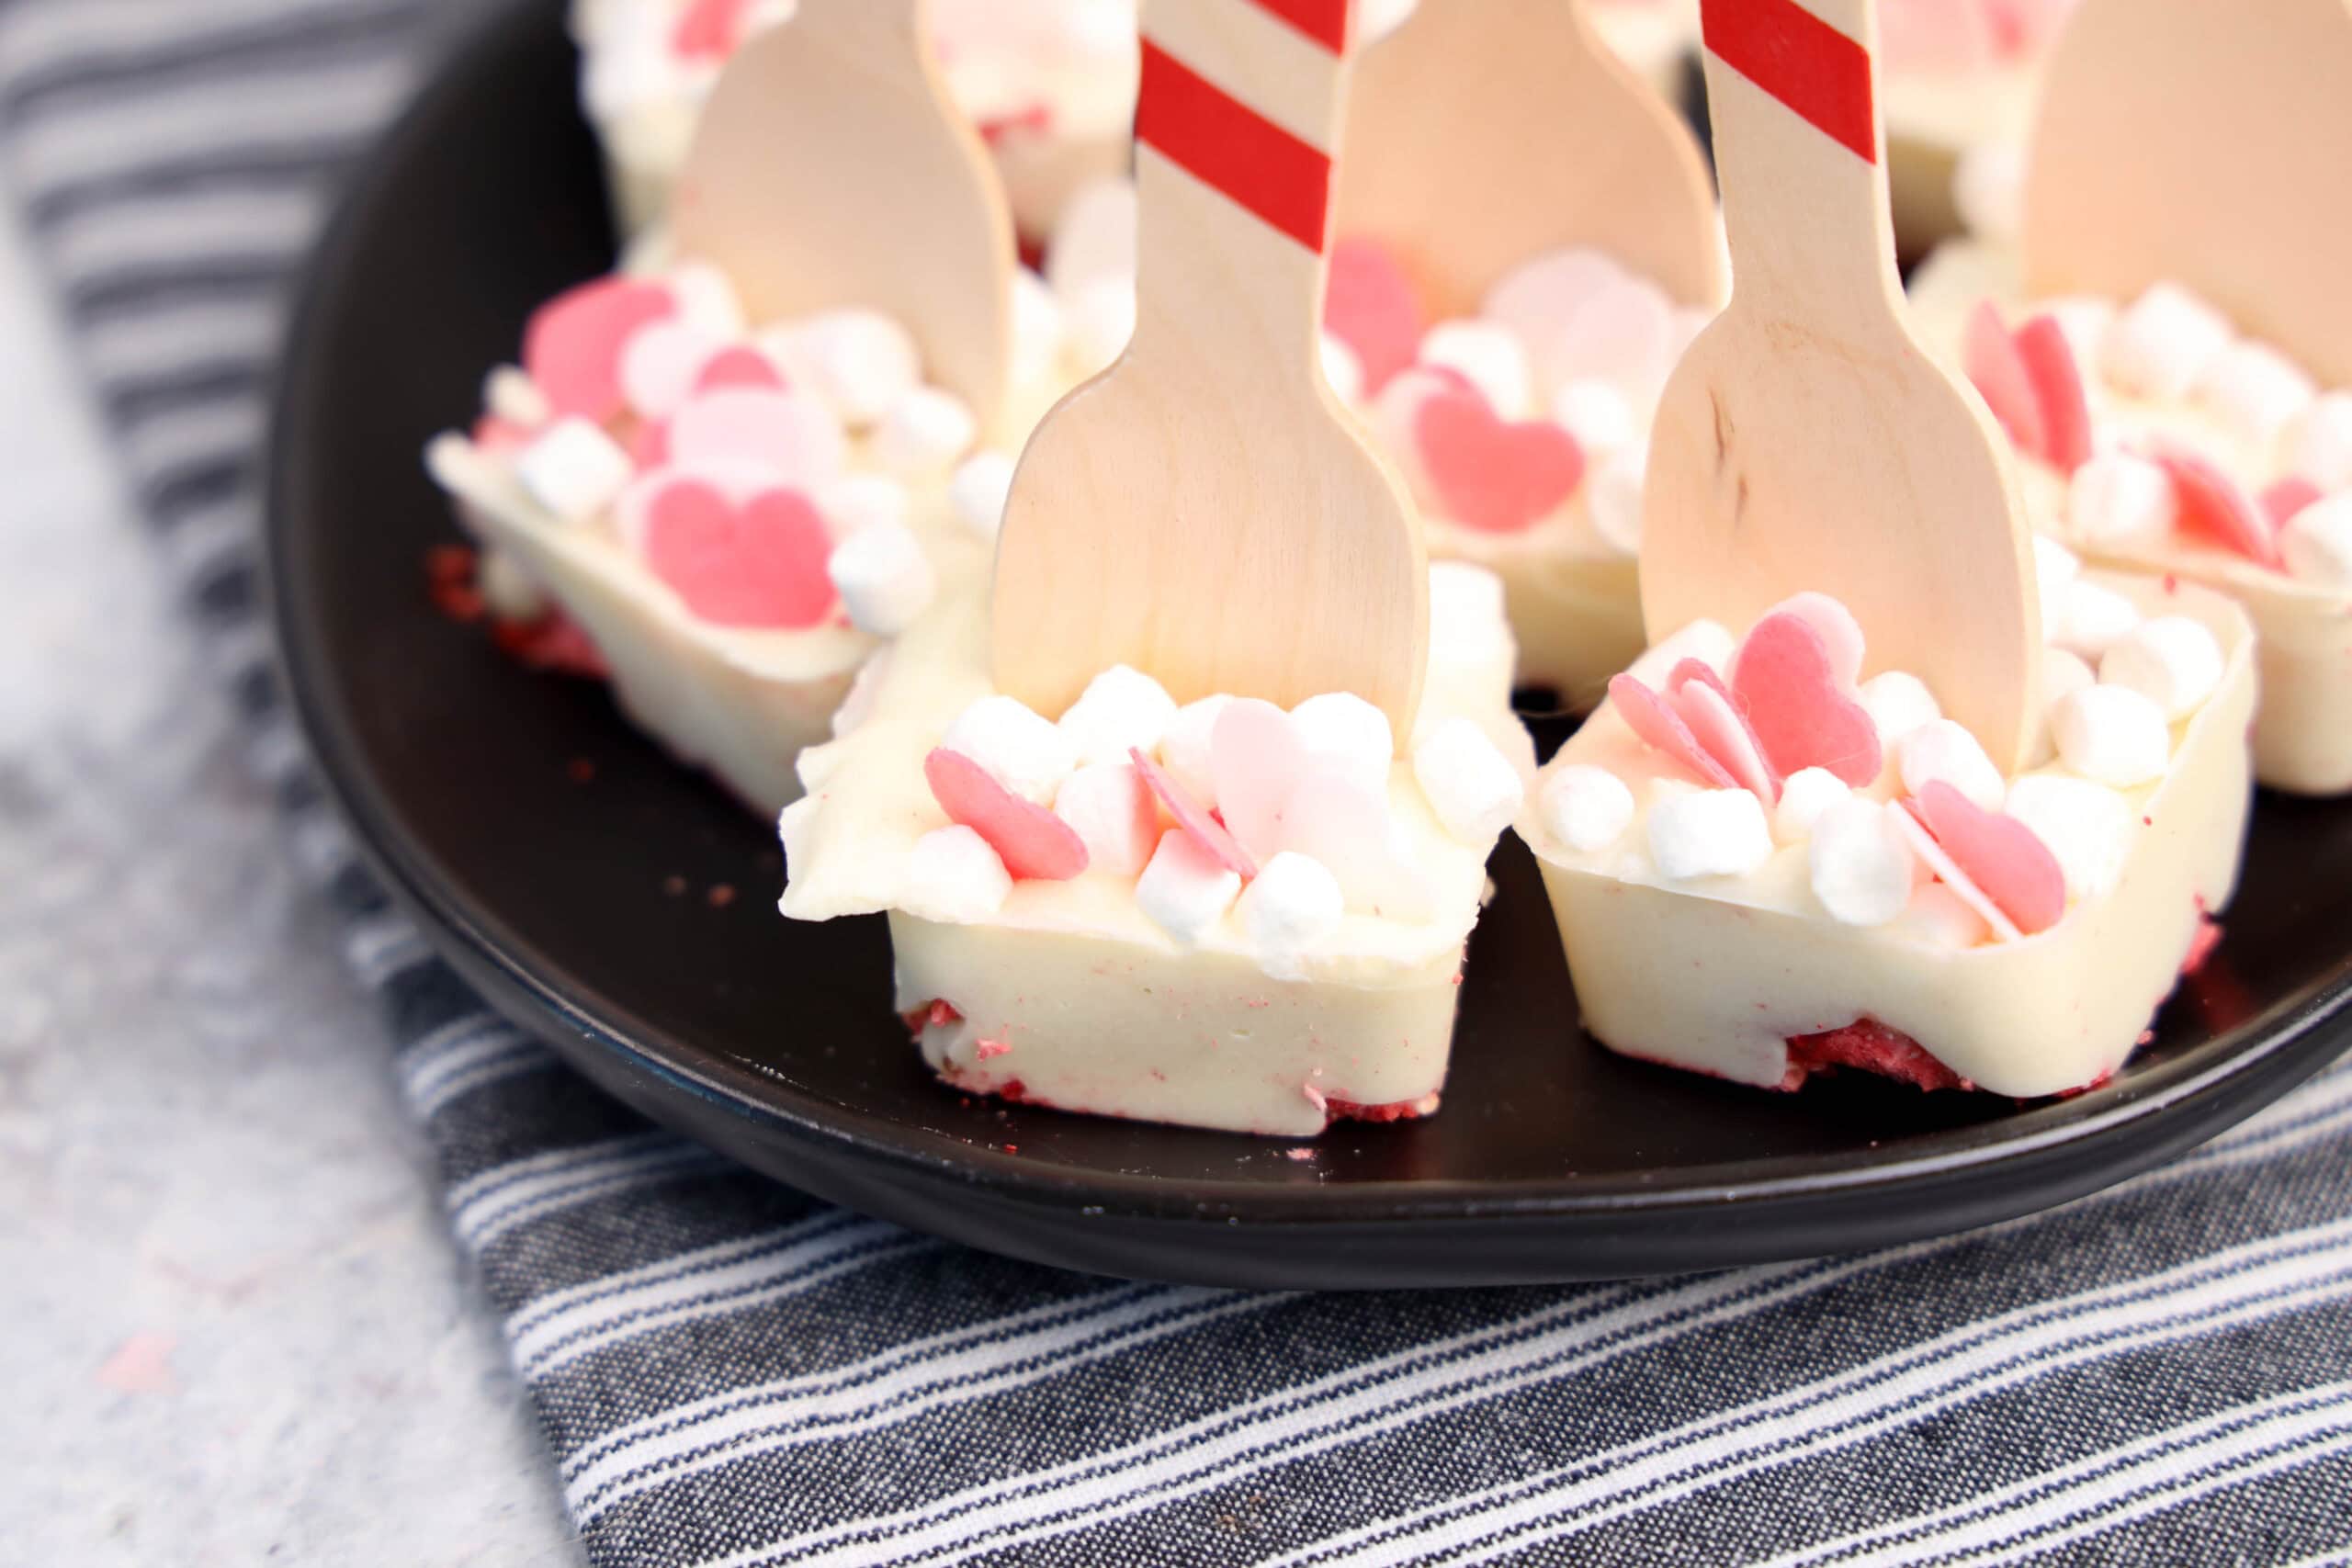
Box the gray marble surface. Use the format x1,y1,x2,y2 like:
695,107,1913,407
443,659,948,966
0,200,578,1560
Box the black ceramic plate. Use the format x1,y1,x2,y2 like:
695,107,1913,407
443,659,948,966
270,0,2352,1290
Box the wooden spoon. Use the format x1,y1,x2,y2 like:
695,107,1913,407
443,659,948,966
669,0,1017,429
2023,0,2352,387
1333,0,1726,315
991,0,1430,733
1643,0,2041,770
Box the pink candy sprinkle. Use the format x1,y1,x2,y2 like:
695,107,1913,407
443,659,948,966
1414,388,1585,535
523,276,676,423
1964,299,2047,459
2150,445,2283,570
1323,238,1424,396
2015,314,2094,473
695,344,786,394
925,749,1091,882
672,0,755,61
1668,660,1782,804
1130,748,1257,878
1911,782,2067,937
1610,672,1738,790
1731,611,1883,787
641,479,838,629
2261,476,2324,529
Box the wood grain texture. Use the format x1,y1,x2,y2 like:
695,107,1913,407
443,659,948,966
1644,0,2042,771
993,0,1429,731
668,0,1015,430
1332,0,1726,317
2023,0,2352,389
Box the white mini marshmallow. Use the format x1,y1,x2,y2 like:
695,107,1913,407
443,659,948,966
1548,378,1639,455
1157,694,1231,802
2039,296,2119,371
1135,829,1241,946
1807,799,1917,927
948,450,1016,541
869,387,978,478
1045,175,1137,301
2031,648,2098,766
2281,493,2352,590
1063,276,1136,378
1237,852,1346,980
1625,618,1737,690
2197,341,2317,450
818,472,911,536
2068,452,2178,547
485,365,551,427
514,417,632,523
825,520,935,637
667,263,748,338
1420,319,1532,418
1772,766,1854,844
2052,684,2173,787
942,694,1079,806
1859,671,1942,748
477,547,548,621
2033,534,2082,629
1319,333,1365,406
1951,142,2022,244
1900,719,2007,812
2100,615,2224,720
900,826,1012,922
1052,761,1159,878
1292,693,1395,790
774,310,922,427
2285,392,2352,491
620,318,725,420
1540,764,1635,853
1889,883,1994,950
1647,786,1775,881
2102,282,2234,402
2051,579,2144,660
1011,269,1067,388
1412,717,1523,844
1584,443,1647,557
1058,664,1179,766
2005,774,2133,903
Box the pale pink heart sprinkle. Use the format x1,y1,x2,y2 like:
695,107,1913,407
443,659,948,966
1609,672,1738,790
1963,299,2048,460
1549,276,1676,399
1130,748,1256,878
1668,660,1782,804
523,276,678,423
2261,477,2324,529
2015,314,2094,473
1208,697,1310,868
695,345,787,393
1323,237,1425,396
1912,781,2066,936
640,479,839,630
667,387,847,493
1890,801,2021,944
619,318,728,421
1414,388,1586,535
1271,764,1433,921
926,748,1091,881
1730,610,1884,787
2150,446,2283,570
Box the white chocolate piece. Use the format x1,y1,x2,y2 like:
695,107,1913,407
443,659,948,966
668,262,748,339
827,520,936,638
1420,319,1532,419
870,388,978,479
1625,619,1737,691
1291,693,1395,793
901,827,1012,923
1157,694,1231,803
941,694,1076,807
2281,494,2352,591
485,365,551,427
1807,799,1917,928
1057,664,1179,767
1774,767,1854,844
1899,719,2007,812
2068,454,2177,547
2100,616,2225,720
2005,774,2133,903
514,418,632,523
1859,671,1943,748
2103,282,2233,403
1238,852,1346,981
1412,717,1525,845
1053,761,1159,879
2051,684,2173,788
1134,829,1242,947
1647,788,1775,883
1540,764,1634,854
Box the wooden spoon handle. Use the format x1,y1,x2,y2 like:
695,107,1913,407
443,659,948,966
1127,0,1356,382
1702,0,1903,342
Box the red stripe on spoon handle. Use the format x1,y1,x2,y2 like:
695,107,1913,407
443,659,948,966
1702,0,1878,164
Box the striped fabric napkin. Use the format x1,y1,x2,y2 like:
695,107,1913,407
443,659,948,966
8,0,2349,1562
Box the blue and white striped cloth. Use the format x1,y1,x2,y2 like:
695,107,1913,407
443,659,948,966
8,1,2349,1562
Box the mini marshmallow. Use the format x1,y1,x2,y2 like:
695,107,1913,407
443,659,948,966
1237,852,1346,980
1859,671,1942,748
1293,693,1396,791
948,451,1016,541
1135,829,1241,946
1010,270,1067,388
1412,717,1523,844
1045,175,1137,300
899,826,1012,922
2050,579,2143,660
514,417,632,523
2285,392,2352,491
1889,883,1994,950
668,263,748,339
2033,534,2082,629
1319,333,1365,406
1541,764,1635,853
1058,664,1180,766
2068,452,2177,546
2102,282,2234,403
2196,341,2317,450
1063,276,1136,378
942,694,1079,807
1900,719,2007,813
2040,296,2120,372
1157,694,1231,802
2281,493,2352,590
869,387,978,478
1420,319,1532,418
2005,773,2134,902
2052,684,2173,787
1548,378,1638,455
818,472,911,536
476,547,548,621
1807,799,1917,927
485,365,552,427
620,318,726,420
2031,648,2098,766
1584,443,1647,557
1951,141,2023,244
1772,766,1854,844
773,310,922,427
2100,616,2224,720
1647,786,1775,882
826,520,935,637
1626,619,1737,690
1052,761,1159,878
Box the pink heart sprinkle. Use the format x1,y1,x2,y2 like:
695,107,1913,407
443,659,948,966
2016,314,2094,473
1207,697,1308,868
630,418,672,470
1963,299,2047,460
926,749,1091,881
641,479,838,629
672,0,755,60
1912,781,2066,936
2149,446,2282,570
1324,238,1424,396
1731,612,1884,786
695,345,786,394
1130,748,1256,878
1668,660,1782,803
1415,389,1586,535
1609,673,1737,790
2261,476,2324,530
524,276,677,423
668,387,845,491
